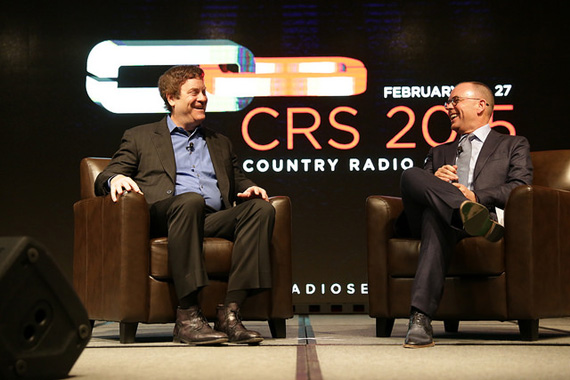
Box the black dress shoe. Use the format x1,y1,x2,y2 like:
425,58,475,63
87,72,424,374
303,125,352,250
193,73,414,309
215,303,263,344
404,310,435,348
173,306,228,345
460,201,504,242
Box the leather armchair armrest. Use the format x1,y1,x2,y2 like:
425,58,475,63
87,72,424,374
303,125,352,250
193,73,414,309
366,195,403,316
504,185,570,318
73,192,151,322
268,196,294,318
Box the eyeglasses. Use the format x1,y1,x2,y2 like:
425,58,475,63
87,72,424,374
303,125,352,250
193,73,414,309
444,96,490,108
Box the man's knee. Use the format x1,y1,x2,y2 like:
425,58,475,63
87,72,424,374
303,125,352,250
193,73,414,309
401,167,423,187
249,199,276,221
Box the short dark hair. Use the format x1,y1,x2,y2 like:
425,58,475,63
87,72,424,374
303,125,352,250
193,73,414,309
158,65,205,112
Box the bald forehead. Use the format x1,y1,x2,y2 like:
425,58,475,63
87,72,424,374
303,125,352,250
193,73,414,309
452,83,477,96
455,82,492,99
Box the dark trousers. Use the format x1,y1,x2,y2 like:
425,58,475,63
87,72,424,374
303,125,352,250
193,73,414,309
149,192,275,300
400,167,468,316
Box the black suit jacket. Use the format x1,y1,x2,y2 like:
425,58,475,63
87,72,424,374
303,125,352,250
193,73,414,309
424,129,533,210
95,117,256,208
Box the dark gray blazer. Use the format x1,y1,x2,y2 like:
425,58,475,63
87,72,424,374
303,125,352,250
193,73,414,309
424,129,533,210
94,117,256,208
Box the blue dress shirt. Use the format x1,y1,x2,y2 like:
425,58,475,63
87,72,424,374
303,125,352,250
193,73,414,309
167,116,223,210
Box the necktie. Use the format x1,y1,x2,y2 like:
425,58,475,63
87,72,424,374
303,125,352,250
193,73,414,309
456,134,472,187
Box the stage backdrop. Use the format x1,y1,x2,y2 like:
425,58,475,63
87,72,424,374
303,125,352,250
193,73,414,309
1,1,568,312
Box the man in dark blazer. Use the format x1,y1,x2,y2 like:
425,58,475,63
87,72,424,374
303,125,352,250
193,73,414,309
95,65,275,345
398,81,533,348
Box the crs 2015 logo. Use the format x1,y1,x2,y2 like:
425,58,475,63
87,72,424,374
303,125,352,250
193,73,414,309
86,40,368,114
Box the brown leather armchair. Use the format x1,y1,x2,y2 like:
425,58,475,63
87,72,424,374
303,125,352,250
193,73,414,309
74,157,293,343
367,150,570,341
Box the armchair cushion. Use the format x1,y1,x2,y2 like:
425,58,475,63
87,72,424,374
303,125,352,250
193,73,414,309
149,237,233,280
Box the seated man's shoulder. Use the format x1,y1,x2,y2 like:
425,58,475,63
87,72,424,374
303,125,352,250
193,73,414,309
491,129,528,142
130,119,164,132
499,132,530,148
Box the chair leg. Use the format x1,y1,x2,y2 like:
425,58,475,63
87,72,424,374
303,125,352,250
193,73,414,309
119,322,138,344
268,318,287,338
444,320,460,333
376,318,395,337
518,319,539,341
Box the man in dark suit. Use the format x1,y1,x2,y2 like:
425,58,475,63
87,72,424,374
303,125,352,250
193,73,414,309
95,65,275,345
398,81,533,348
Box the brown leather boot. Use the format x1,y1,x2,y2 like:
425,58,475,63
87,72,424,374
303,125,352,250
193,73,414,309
173,306,228,345
214,303,263,344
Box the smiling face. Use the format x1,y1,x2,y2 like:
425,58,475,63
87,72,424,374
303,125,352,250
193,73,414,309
168,78,208,131
445,82,493,135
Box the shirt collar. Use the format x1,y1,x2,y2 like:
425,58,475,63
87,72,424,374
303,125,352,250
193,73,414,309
471,124,491,143
461,124,491,143
167,115,202,138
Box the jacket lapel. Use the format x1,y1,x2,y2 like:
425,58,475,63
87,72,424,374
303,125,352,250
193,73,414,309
203,127,230,206
203,128,223,175
435,140,459,168
472,129,501,182
446,140,461,166
151,118,176,183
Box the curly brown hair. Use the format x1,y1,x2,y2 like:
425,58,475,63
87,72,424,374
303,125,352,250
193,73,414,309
158,65,205,112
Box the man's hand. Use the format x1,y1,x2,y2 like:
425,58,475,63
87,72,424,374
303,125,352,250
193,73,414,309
109,174,143,202
452,183,476,202
237,186,269,202
434,164,459,183
434,164,476,201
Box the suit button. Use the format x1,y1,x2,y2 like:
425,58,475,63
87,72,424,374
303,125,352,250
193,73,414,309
166,190,173,195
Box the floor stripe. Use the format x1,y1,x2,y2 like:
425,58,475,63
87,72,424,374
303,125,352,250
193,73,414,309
296,315,323,380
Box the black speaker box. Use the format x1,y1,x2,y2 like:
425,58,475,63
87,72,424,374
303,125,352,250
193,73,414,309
0,236,91,379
